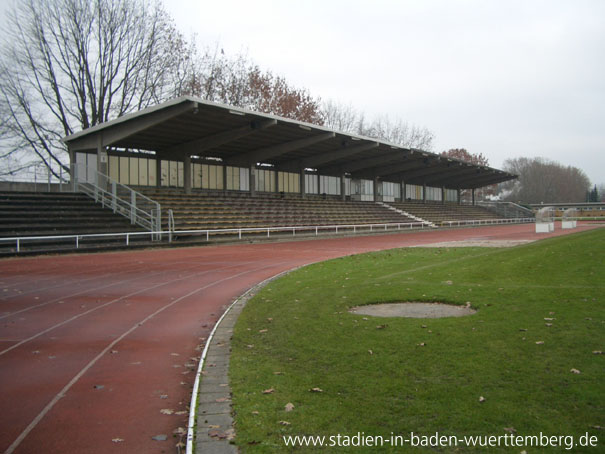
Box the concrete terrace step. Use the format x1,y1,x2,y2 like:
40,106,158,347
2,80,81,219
0,191,144,245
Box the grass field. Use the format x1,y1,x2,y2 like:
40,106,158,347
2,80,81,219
230,229,604,452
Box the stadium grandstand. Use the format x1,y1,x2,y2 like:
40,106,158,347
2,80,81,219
0,96,532,254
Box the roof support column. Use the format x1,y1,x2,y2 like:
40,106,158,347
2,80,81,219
442,186,446,204
317,173,321,197
223,165,228,194
300,169,306,199
472,188,476,205
457,188,461,205
183,154,192,194
275,169,280,195
340,173,346,201
67,146,75,192
249,166,256,196
373,176,382,202
400,180,405,202
423,182,427,204
97,137,108,190
155,157,162,188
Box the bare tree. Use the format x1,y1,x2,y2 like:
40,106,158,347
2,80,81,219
321,100,434,150
499,157,590,203
322,99,359,132
0,0,190,178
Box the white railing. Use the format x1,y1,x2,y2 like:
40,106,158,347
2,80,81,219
0,163,70,192
0,216,536,253
477,201,534,219
72,163,161,238
439,217,535,228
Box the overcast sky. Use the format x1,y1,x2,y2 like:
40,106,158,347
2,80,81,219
165,0,604,185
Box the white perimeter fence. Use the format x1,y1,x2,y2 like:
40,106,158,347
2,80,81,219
0,217,535,254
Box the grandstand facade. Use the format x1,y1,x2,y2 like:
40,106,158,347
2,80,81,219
63,96,515,205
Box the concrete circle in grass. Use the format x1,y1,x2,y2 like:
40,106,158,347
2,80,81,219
350,302,476,318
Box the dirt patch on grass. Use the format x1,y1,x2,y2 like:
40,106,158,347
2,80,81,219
350,302,476,318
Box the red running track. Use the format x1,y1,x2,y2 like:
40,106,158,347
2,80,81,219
0,223,601,454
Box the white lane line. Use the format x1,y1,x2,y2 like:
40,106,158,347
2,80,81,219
0,258,175,302
0,259,220,319
3,262,277,454
0,262,251,357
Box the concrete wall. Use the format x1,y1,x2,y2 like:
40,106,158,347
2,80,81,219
0,181,70,193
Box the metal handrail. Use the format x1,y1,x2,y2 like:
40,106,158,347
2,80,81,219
72,163,161,238
477,201,535,218
0,163,70,192
0,216,535,253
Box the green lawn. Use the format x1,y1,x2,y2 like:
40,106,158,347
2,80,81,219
230,229,604,452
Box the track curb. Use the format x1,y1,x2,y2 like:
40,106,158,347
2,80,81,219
189,271,293,454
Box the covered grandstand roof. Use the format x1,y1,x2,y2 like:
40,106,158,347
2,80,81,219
63,96,516,189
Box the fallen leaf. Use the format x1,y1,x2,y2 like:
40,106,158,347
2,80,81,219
544,317,555,321
570,368,581,374
110,350,118,354
376,324,387,329
310,387,323,393
285,402,294,412
173,427,186,435
262,388,275,394
593,351,603,355
175,411,188,415
159,394,168,399
368,350,373,355
209,428,235,440
209,425,221,429
267,318,273,322
418,342,426,347
216,397,229,402
278,421,291,426
479,396,486,403
535,341,544,345
160,409,174,415
519,328,527,332
545,323,553,327
112,438,124,443
251,411,259,415
503,427,516,433
246,344,254,349
175,441,185,449
259,329,268,333
93,384,104,390
273,371,284,375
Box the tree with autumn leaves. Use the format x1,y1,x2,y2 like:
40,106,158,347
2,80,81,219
440,148,496,201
